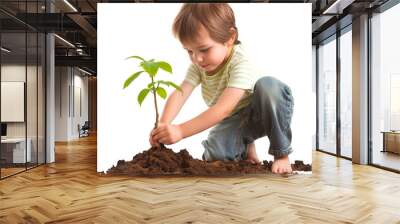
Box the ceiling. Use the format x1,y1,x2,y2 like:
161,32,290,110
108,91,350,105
0,0,392,75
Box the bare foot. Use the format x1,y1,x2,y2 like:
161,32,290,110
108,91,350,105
246,143,260,164
271,155,292,174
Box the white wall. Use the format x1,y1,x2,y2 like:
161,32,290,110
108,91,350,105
98,3,312,173
76,73,89,128
55,67,89,141
1,65,37,138
55,67,68,141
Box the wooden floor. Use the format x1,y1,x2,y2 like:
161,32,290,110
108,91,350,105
373,150,400,171
1,134,400,223
1,167,26,178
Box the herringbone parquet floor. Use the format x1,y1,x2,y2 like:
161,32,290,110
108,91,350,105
1,134,400,223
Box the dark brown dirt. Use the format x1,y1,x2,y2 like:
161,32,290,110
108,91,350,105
105,147,312,177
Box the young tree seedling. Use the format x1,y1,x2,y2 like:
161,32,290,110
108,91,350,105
123,55,182,148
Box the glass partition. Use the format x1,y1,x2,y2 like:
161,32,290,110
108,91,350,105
27,31,38,169
38,32,45,165
0,1,46,179
1,31,28,177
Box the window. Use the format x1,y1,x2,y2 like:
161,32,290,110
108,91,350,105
339,28,352,158
371,2,400,171
318,36,337,155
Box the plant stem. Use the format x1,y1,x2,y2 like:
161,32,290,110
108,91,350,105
151,77,159,129
151,77,165,149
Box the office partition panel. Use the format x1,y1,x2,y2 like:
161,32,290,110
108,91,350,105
0,31,28,178
0,1,47,179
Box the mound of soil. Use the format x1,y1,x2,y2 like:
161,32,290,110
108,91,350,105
105,147,311,177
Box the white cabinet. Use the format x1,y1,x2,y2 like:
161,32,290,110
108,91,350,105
1,138,32,163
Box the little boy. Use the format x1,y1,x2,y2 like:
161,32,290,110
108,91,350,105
150,3,294,174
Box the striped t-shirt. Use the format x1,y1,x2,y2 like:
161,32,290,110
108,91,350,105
184,44,260,114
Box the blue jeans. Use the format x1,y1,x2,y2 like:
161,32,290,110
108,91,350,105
202,76,294,161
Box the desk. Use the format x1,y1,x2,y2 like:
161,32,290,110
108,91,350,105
1,138,31,163
381,131,400,154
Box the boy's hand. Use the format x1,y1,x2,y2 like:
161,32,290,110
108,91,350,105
271,155,292,174
149,122,168,147
151,123,183,145
149,128,160,147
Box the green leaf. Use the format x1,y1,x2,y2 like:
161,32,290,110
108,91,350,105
157,61,172,74
123,71,143,89
165,81,182,92
147,81,157,89
156,87,167,99
140,60,159,77
125,55,145,61
156,80,169,86
158,80,182,92
137,88,150,106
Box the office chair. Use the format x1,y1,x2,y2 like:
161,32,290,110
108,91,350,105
79,121,90,138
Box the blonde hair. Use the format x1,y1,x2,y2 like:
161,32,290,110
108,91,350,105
172,3,240,45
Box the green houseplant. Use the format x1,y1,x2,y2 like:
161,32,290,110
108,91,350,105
123,55,182,147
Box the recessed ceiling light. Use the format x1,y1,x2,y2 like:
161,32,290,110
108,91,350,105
78,67,93,76
323,0,355,15
1,47,11,53
54,34,75,48
63,0,78,12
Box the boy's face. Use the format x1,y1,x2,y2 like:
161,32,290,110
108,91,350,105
182,25,233,75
